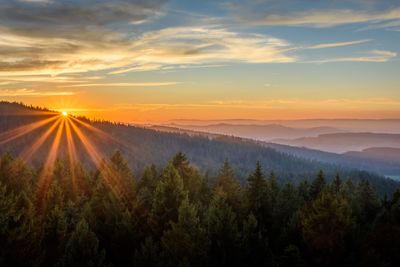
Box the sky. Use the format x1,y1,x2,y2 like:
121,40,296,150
0,0,399,123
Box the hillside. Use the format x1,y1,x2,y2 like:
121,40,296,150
169,118,400,133
263,142,400,179
344,147,400,164
0,102,398,195
273,132,400,153
147,123,400,178
165,123,342,141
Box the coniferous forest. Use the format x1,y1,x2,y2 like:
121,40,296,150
1,151,399,267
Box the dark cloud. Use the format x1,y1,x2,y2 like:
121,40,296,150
0,0,167,28
0,0,167,74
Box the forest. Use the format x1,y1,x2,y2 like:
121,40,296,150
0,151,399,267
1,102,398,197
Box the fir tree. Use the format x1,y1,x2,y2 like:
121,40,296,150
309,170,326,200
161,198,208,267
246,161,267,219
301,191,353,266
61,219,106,267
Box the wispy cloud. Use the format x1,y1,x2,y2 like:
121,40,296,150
0,24,296,78
129,26,296,64
308,50,397,63
64,82,181,87
307,39,371,49
0,0,396,89
109,64,163,74
0,88,76,96
253,8,400,27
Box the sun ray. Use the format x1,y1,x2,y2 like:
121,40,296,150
68,119,127,203
0,109,57,116
35,119,65,211
70,116,122,145
20,117,62,162
0,115,59,145
65,118,79,194
70,116,133,148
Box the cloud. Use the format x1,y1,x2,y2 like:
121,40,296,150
250,8,400,27
0,0,167,76
309,50,397,63
1,0,166,31
307,39,371,49
0,88,76,96
358,19,400,31
109,64,162,74
0,0,395,83
0,23,296,77
64,82,180,87
128,27,296,65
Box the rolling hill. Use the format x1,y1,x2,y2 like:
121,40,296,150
344,147,400,164
0,101,398,195
165,123,342,141
148,124,400,178
273,132,400,153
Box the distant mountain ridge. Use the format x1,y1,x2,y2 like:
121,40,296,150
344,147,400,164
168,118,400,133
149,124,400,178
274,132,400,153
165,123,343,141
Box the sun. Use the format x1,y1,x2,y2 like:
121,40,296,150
62,111,68,117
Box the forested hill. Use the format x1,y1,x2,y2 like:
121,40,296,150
0,101,398,195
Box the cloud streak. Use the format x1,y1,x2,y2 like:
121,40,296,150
0,88,76,96
307,39,371,49
254,8,400,27
308,50,397,63
64,82,181,87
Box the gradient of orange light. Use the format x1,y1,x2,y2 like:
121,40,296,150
20,117,62,161
0,115,59,145
68,118,126,202
65,118,79,193
70,117,140,161
35,119,65,209
70,116,133,149
1,110,57,116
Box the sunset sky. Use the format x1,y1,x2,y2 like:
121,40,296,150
0,0,399,123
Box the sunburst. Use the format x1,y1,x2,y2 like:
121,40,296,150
0,110,132,209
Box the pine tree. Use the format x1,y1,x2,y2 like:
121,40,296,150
172,153,208,204
333,173,342,193
214,160,241,211
5,192,39,266
161,198,208,267
246,161,267,218
60,219,106,267
0,155,32,194
152,163,187,230
42,205,68,267
309,170,326,200
205,193,240,266
137,165,158,206
356,179,380,225
0,182,14,235
240,213,273,266
301,191,353,265
109,150,136,206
